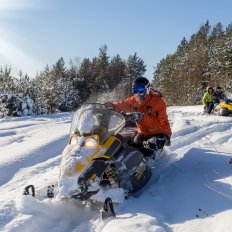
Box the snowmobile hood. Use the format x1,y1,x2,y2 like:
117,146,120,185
216,99,232,109
58,104,125,198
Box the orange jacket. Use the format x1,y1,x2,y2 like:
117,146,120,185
113,89,172,138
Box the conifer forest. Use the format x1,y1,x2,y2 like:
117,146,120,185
1,21,232,116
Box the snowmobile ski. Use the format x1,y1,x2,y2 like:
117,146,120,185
101,197,116,219
23,185,35,197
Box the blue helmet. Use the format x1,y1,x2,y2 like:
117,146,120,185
132,77,150,101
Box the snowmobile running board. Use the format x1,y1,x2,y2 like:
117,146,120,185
23,186,116,220
102,197,116,220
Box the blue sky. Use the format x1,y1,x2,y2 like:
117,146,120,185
0,0,232,80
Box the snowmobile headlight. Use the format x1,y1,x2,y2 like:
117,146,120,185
70,136,79,146
84,136,98,148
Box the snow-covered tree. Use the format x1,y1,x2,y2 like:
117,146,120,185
94,45,110,92
124,53,146,97
106,54,126,90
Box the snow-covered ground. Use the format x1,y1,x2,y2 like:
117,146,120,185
1,106,232,232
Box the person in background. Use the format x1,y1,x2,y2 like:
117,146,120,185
212,86,226,106
105,77,172,156
202,86,214,114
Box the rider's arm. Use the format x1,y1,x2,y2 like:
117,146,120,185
113,96,137,112
202,93,208,106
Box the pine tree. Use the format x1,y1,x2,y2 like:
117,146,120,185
94,45,110,92
225,23,232,35
34,65,56,113
125,53,146,80
106,54,126,90
0,66,15,93
66,65,81,110
78,58,95,102
52,57,69,111
210,22,224,40
125,53,146,96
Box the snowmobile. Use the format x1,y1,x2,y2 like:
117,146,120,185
56,103,152,200
24,103,161,218
214,99,232,116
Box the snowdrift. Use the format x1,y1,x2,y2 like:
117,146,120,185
1,106,232,232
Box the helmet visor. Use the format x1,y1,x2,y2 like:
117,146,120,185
133,86,147,94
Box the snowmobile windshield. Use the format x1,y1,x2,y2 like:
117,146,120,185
70,104,125,143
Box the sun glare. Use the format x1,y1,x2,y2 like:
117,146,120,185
0,0,37,11
0,37,43,76
0,0,43,76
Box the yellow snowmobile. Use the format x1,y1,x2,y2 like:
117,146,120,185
214,99,232,116
56,103,152,202
24,103,154,219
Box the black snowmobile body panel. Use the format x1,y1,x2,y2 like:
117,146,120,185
78,159,109,187
72,159,109,200
112,145,152,193
74,145,152,200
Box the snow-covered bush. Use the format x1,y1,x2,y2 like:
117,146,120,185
0,93,38,117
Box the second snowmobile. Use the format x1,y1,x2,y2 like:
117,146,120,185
214,99,232,116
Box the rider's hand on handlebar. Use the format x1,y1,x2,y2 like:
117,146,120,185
119,111,127,116
132,112,143,122
122,112,143,122
104,102,114,110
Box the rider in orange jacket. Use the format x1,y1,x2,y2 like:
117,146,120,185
106,77,172,155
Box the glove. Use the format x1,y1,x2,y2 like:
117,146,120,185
143,135,169,151
132,112,143,122
104,102,114,110
143,140,153,150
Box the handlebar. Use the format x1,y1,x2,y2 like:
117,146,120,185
120,111,143,123
104,102,143,122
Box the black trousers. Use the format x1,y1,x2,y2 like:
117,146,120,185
204,102,214,114
132,133,170,156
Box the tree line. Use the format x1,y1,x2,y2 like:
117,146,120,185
152,21,232,106
1,21,232,117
